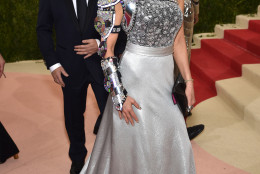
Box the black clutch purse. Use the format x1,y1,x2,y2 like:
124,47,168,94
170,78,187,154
172,74,192,117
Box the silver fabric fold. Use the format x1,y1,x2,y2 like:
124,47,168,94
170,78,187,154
126,42,173,57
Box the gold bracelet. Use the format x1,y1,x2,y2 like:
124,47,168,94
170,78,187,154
185,79,194,83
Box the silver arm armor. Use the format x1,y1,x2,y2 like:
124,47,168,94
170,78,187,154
121,0,138,33
95,0,129,111
192,0,199,15
95,0,138,57
184,0,192,18
95,0,121,40
95,0,137,41
101,56,127,111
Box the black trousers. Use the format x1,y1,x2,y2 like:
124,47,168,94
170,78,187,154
0,122,19,163
62,67,108,162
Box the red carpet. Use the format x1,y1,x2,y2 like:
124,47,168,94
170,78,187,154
0,73,250,174
191,19,260,104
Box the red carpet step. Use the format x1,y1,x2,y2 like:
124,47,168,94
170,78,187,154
249,20,260,33
224,20,260,56
191,19,260,104
224,30,260,57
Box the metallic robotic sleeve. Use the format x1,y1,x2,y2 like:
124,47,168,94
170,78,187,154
101,56,127,111
192,0,199,15
95,0,127,111
183,0,199,61
184,0,195,62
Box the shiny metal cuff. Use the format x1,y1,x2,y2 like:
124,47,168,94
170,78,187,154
101,56,127,111
121,0,138,33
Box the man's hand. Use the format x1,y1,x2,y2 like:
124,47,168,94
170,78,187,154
51,66,69,87
194,14,199,25
74,39,98,59
0,54,5,78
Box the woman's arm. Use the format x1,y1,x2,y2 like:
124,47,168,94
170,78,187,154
173,0,196,106
96,1,140,125
104,3,123,58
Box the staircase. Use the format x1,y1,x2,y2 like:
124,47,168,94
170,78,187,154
216,64,260,132
187,6,260,173
190,5,260,133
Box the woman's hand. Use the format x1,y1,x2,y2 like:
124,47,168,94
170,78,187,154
185,82,196,109
118,96,141,126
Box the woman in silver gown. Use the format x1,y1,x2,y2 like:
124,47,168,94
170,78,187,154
81,0,196,173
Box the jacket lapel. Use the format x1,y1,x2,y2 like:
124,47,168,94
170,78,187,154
83,0,96,33
64,0,81,33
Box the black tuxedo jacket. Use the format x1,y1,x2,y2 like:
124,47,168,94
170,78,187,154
37,0,104,85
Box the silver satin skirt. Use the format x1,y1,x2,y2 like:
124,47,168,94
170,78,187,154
80,43,196,174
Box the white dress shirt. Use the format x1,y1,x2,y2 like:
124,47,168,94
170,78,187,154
72,0,89,17
50,0,100,72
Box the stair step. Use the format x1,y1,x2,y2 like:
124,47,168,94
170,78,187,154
216,77,260,118
224,29,260,56
236,15,250,28
200,39,260,74
190,96,260,173
258,5,260,17
214,24,246,39
245,97,260,134
249,20,260,33
190,49,239,88
242,64,260,89
190,68,217,105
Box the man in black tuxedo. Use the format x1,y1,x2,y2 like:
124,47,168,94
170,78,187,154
37,0,120,173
